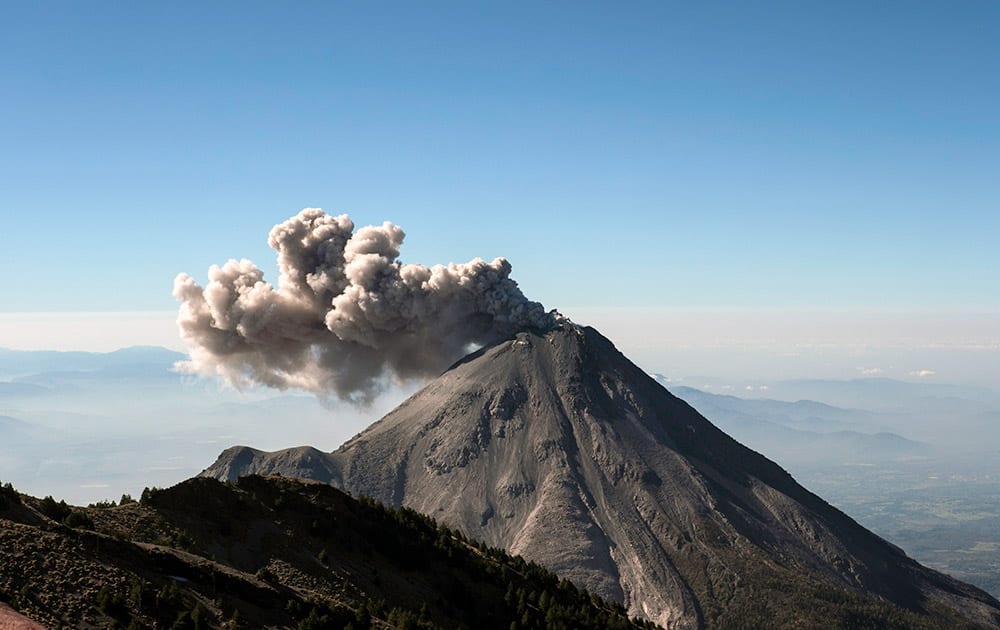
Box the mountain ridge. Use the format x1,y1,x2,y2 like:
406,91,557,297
0,475,654,629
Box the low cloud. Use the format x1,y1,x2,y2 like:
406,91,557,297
909,369,936,378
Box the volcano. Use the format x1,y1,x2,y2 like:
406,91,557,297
203,325,1000,628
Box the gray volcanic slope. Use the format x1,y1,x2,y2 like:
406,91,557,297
203,325,1000,629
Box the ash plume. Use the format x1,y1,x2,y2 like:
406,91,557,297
173,208,563,402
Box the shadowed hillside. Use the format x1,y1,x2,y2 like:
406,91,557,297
0,476,655,630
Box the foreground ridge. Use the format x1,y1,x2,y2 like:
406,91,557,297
204,325,1000,629
0,475,655,629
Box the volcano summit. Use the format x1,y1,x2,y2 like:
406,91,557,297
204,324,1000,628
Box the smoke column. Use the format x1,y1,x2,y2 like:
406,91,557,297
173,208,563,402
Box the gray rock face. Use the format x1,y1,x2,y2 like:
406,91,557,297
210,445,340,483
203,325,1000,629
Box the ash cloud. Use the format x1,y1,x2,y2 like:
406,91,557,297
174,208,563,402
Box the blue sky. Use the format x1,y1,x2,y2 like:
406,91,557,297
2,2,998,319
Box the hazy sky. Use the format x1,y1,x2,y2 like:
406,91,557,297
2,3,998,359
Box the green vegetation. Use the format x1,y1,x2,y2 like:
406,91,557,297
0,480,20,510
87,494,135,508
37,494,94,529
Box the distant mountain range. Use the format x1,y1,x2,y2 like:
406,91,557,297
737,377,1000,411
0,346,185,380
664,385,929,466
0,345,382,505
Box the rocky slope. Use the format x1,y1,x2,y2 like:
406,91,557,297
0,603,45,630
204,325,1000,629
0,476,653,629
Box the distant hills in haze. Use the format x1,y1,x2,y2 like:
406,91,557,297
0,343,996,502
750,376,1000,411
0,346,186,380
0,345,384,505
665,384,930,466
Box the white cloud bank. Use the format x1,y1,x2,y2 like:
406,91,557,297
0,312,182,352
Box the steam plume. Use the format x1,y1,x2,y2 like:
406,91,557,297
173,208,563,402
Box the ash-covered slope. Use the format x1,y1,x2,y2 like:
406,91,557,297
203,325,1000,629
